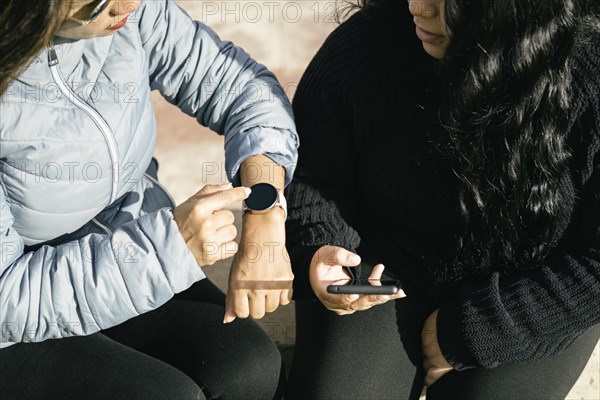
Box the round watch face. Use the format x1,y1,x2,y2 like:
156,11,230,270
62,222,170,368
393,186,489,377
245,183,278,211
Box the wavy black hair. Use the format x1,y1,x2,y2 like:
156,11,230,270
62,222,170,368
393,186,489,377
0,0,66,95
437,0,599,279
350,0,599,279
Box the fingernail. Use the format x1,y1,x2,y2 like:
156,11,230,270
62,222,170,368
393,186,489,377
243,187,252,196
349,254,361,265
398,289,407,298
218,182,233,188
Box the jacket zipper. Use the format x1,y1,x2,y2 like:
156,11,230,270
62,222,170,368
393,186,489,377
47,42,120,205
144,173,177,208
92,218,113,235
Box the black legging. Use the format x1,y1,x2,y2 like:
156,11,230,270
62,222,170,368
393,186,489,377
286,283,599,400
0,279,285,400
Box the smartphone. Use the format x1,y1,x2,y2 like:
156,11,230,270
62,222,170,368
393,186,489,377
327,279,402,295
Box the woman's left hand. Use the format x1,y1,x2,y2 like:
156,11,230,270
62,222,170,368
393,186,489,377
223,208,293,323
422,309,454,386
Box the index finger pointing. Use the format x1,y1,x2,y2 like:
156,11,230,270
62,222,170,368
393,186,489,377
202,187,251,211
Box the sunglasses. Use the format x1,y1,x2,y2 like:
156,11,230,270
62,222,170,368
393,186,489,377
71,0,110,25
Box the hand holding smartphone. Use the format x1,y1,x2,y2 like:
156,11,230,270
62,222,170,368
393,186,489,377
309,246,406,315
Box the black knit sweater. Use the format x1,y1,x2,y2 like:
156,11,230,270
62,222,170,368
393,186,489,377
285,6,600,370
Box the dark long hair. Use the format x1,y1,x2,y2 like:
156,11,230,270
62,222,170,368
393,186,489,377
438,0,598,278
0,0,66,95
352,0,599,278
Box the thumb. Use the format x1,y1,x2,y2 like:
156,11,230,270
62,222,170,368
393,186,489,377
196,182,233,197
328,247,361,267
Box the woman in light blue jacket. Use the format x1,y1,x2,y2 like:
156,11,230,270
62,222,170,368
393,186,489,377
0,0,298,398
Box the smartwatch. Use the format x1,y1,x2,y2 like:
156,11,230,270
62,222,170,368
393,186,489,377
242,183,287,219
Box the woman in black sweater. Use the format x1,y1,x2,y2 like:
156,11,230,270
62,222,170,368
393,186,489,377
284,0,600,398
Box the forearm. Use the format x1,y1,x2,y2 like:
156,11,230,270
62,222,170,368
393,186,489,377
240,154,285,190
436,249,600,370
285,178,361,299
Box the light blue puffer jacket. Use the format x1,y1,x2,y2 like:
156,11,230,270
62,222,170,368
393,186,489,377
0,0,298,348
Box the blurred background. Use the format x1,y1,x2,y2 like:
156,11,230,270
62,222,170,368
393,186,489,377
152,1,598,398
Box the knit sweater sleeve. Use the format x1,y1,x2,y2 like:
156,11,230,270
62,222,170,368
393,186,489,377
436,39,600,370
285,17,366,300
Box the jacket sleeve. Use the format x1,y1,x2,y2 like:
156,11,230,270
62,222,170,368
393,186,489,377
136,0,298,186
285,31,362,300
436,113,600,371
0,185,204,347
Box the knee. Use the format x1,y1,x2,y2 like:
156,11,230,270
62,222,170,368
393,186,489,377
116,361,204,400
238,334,283,387
217,319,284,399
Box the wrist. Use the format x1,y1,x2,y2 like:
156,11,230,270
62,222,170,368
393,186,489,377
435,304,476,370
241,209,286,244
242,205,286,224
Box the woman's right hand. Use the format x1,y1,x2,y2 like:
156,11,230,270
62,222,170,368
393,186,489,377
173,183,250,267
309,245,406,315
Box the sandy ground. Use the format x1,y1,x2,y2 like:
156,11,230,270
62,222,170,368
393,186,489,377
151,1,599,398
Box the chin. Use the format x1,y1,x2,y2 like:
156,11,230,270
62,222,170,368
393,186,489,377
55,25,118,40
422,43,446,59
